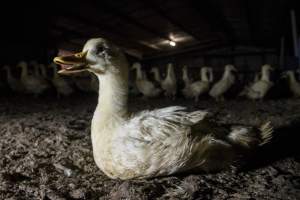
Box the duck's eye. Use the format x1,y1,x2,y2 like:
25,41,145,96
96,46,105,55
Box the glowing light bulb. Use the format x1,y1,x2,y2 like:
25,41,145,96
169,41,176,46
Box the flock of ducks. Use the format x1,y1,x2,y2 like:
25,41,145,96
2,61,98,97
2,58,300,101
132,62,300,101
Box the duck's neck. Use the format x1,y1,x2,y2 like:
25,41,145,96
182,68,189,85
135,66,143,80
153,69,161,82
222,69,232,80
288,72,297,83
201,69,209,82
209,69,214,82
93,71,128,132
20,66,28,79
167,65,175,80
261,69,270,81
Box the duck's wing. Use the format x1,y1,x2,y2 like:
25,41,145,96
124,106,209,145
209,80,225,96
116,106,209,173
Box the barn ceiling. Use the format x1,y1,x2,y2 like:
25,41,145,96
0,0,297,62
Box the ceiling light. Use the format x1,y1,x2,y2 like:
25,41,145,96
169,41,176,47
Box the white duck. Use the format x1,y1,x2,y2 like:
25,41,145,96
30,61,51,90
182,65,191,86
183,67,213,102
161,63,177,99
181,66,192,98
48,63,74,98
283,70,300,97
3,65,24,92
39,64,49,80
17,61,49,96
132,62,161,98
209,65,237,101
239,72,261,96
244,64,274,100
54,38,273,180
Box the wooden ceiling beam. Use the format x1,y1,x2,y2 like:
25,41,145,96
144,39,224,60
53,12,159,52
92,0,172,42
189,0,236,45
142,1,209,42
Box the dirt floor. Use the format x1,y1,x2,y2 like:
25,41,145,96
0,94,300,200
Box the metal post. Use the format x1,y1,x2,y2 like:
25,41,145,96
290,10,298,57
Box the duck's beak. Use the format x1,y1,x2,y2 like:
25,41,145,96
53,51,88,75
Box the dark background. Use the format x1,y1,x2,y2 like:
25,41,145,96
0,0,298,70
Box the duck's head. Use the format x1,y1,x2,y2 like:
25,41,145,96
17,61,28,68
150,67,158,74
262,64,273,71
131,62,141,71
201,67,213,81
201,66,210,73
225,64,237,72
281,70,293,78
167,63,173,69
54,38,128,76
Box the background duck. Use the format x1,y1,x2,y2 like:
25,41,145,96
283,70,300,97
239,72,261,96
182,65,191,87
39,64,49,80
54,38,273,180
3,65,24,93
181,65,193,98
243,64,274,100
184,67,213,102
30,60,52,91
48,63,74,98
209,64,237,101
161,63,177,99
132,62,162,98
17,61,49,96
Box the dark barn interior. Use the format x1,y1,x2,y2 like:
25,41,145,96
1,0,300,199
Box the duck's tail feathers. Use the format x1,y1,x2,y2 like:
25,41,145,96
259,121,273,146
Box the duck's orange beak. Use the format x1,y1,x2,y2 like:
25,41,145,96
53,51,88,75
